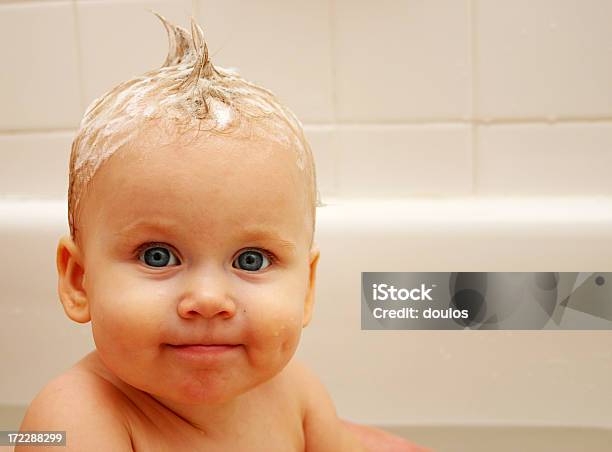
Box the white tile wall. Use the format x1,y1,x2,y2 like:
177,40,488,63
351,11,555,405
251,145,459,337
477,0,612,119
336,125,472,197
0,2,82,130
0,131,73,198
477,123,612,195
333,0,472,122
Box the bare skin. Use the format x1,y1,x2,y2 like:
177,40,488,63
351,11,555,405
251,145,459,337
21,351,312,451
17,126,428,451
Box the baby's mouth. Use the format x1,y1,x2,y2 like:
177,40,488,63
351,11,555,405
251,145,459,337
168,344,239,349
165,343,242,361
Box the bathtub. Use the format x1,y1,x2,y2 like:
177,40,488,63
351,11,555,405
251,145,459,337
1,197,612,451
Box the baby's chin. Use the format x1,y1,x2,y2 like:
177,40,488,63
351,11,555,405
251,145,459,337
150,371,270,407
106,354,269,405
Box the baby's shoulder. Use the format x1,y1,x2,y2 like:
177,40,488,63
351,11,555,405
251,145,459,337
280,358,367,451
276,358,328,419
17,358,134,451
280,358,324,403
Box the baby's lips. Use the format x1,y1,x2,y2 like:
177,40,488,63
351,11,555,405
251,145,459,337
166,340,242,347
170,344,241,348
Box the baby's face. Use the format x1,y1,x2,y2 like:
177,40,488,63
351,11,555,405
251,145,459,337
75,127,318,406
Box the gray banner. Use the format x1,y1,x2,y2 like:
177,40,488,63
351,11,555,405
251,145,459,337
361,272,612,330
0,431,66,446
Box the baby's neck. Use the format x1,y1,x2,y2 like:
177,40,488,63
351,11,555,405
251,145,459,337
81,351,258,438
149,390,249,439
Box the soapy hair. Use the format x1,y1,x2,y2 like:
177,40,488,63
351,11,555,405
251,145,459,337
68,12,320,245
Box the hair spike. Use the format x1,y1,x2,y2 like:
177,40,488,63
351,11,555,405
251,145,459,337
150,10,194,67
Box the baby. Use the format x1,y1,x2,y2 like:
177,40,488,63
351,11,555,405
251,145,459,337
17,13,430,452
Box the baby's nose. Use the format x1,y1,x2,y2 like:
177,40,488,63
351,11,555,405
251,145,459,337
177,270,236,320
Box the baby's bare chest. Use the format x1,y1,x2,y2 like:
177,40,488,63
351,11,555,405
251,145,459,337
129,410,304,452
126,393,304,452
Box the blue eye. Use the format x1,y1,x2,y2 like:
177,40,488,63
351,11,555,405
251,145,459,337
233,250,270,272
139,245,180,268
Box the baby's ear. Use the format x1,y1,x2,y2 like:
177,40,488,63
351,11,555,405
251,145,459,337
56,235,91,323
302,244,320,328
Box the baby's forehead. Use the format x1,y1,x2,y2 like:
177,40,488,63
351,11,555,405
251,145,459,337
106,133,301,194
82,128,312,239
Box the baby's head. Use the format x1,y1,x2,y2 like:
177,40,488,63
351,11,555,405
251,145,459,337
57,14,320,407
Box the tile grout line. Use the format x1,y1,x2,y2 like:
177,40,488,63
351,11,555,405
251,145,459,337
0,129,77,136
0,0,70,5
471,0,479,196
303,118,612,128
328,0,339,126
71,0,87,115
327,0,341,197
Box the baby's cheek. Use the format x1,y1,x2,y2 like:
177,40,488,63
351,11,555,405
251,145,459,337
90,293,167,388
244,300,303,368
90,286,164,352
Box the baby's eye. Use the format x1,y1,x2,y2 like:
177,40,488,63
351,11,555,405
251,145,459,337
233,250,271,272
138,245,180,268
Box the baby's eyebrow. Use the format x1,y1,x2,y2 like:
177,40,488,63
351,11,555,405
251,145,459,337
238,227,296,251
113,219,177,238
